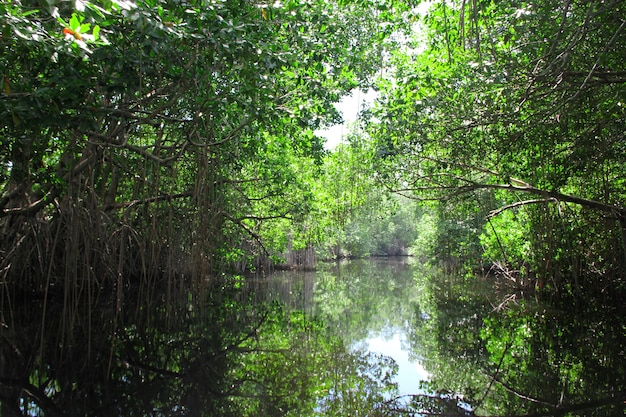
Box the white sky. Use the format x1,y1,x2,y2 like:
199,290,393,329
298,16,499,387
315,2,432,150
316,88,377,149
367,332,430,396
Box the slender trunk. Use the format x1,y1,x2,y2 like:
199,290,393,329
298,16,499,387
619,218,626,264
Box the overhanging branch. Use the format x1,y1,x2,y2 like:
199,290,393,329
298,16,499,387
487,198,558,219
474,182,625,220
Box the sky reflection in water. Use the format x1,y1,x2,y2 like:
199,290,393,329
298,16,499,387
267,258,427,397
365,330,430,395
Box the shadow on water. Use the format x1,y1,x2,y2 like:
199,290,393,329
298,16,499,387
0,258,625,416
0,273,402,417
1,278,280,416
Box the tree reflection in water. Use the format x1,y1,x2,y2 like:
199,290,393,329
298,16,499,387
1,260,624,416
407,264,626,417
0,275,400,417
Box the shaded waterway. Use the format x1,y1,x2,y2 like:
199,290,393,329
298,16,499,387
0,258,624,416
256,258,431,397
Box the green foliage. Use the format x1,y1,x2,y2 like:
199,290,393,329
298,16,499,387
306,130,424,259
410,211,437,261
408,265,626,417
480,207,531,269
367,0,626,286
0,0,401,285
409,197,487,273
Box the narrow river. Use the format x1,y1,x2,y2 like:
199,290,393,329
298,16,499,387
1,257,624,416
253,257,625,416
259,257,431,397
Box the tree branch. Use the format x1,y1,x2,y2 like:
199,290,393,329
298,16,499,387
222,212,271,257
103,191,193,212
475,182,624,219
487,198,558,219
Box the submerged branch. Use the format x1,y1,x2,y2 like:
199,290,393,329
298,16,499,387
490,377,556,408
475,342,512,408
478,395,625,417
373,392,625,417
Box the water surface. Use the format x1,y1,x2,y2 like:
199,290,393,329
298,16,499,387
1,257,624,416
263,258,430,397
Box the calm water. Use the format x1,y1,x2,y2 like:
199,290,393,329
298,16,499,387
1,257,624,416
261,258,430,397
258,257,626,415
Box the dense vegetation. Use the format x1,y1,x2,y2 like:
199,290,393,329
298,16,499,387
1,1,625,414
3,0,624,293
366,0,626,292
0,0,406,292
